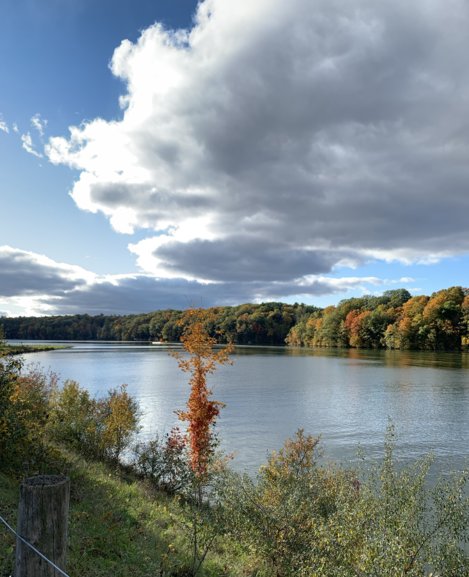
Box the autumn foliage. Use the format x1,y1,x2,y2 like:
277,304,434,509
286,286,469,351
173,309,233,479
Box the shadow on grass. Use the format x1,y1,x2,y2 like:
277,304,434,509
0,453,200,577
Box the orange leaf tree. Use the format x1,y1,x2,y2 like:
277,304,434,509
173,308,233,480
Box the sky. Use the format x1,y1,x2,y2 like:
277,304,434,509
1,0,469,317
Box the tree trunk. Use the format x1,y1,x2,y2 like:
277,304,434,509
15,475,70,577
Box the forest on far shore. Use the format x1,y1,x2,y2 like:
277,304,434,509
1,286,469,351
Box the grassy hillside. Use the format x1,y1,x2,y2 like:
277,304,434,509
0,451,244,577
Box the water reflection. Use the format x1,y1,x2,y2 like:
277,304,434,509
235,344,469,369
13,341,469,477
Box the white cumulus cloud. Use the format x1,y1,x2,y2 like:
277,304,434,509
45,0,469,290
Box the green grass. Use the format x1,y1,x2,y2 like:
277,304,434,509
0,472,18,577
0,450,248,577
0,344,69,356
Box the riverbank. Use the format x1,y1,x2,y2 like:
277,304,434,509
1,439,467,577
0,449,242,577
0,343,69,356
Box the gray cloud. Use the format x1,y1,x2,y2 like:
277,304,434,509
90,182,212,213
0,247,87,297
52,277,214,314
0,246,387,316
38,275,384,315
155,237,359,281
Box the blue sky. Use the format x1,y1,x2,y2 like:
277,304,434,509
1,0,468,316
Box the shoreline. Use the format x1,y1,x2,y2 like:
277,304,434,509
0,344,70,356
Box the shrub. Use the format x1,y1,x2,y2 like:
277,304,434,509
220,429,356,577
48,380,102,457
0,360,56,471
0,356,23,469
220,427,469,577
49,381,139,463
133,427,190,493
348,427,469,577
99,384,140,463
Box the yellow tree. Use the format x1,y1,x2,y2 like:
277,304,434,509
100,384,140,463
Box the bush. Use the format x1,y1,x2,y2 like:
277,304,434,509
220,427,469,577
0,359,56,471
348,427,469,577
99,385,140,462
48,380,102,457
48,381,139,463
220,429,356,577
133,427,190,493
0,356,23,469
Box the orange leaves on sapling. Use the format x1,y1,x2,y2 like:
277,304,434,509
172,308,233,479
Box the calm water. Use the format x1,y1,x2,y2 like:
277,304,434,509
13,341,469,476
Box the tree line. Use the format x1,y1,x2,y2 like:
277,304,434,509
286,286,469,351
0,302,316,346
1,286,469,350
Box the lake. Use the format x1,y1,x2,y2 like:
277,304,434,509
14,341,469,477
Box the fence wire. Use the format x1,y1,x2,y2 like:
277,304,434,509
0,513,71,577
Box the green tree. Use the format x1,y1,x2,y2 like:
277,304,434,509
382,288,412,308
462,293,469,348
422,287,465,350
316,306,348,347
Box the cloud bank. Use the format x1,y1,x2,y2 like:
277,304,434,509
0,246,396,316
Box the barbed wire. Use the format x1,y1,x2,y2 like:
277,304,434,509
0,513,71,577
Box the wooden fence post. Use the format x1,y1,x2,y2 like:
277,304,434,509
15,475,70,577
